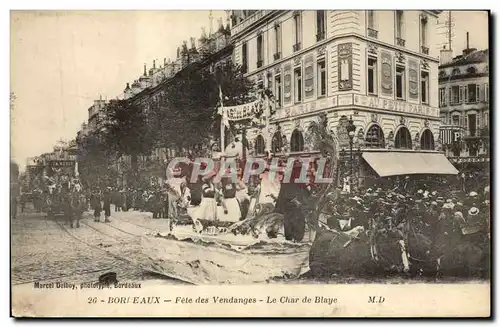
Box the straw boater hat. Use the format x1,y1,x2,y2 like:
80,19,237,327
442,202,455,210
469,191,478,198
468,207,479,216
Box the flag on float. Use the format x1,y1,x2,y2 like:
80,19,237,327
218,85,230,127
217,85,223,115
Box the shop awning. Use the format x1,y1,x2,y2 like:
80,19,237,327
362,152,459,177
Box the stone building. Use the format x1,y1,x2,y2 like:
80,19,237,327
438,39,489,168
230,10,455,184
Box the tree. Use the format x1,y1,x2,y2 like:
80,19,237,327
305,114,340,229
105,99,156,185
152,61,255,152
78,130,110,188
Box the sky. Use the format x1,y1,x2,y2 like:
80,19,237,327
435,11,489,55
10,10,489,170
10,10,226,169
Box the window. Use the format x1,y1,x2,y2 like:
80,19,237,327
317,59,326,97
396,66,405,99
256,34,263,68
275,75,282,108
485,112,489,127
467,66,477,74
242,42,248,73
469,146,477,157
459,85,465,103
367,57,377,95
293,13,302,51
452,68,461,76
395,10,404,39
290,129,304,152
452,115,460,126
420,129,435,150
365,124,385,148
420,16,427,47
468,114,477,136
485,83,489,102
271,132,283,153
467,84,477,103
395,126,412,149
367,10,375,29
274,24,281,59
439,87,446,106
421,71,429,104
294,67,302,103
316,10,326,41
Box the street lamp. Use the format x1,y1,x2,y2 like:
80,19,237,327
346,116,356,179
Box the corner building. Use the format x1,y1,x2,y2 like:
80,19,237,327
230,10,452,184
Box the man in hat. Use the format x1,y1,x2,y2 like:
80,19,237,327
102,187,111,222
280,160,310,242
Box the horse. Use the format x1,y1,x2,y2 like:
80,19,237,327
309,225,410,278
64,190,87,228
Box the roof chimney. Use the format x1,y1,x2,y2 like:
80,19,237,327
466,32,469,49
153,59,156,69
164,58,166,66
440,45,453,65
143,63,147,76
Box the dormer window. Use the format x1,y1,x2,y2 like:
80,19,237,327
466,66,477,74
452,68,461,76
439,70,447,78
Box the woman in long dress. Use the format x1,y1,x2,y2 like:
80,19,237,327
220,176,241,222
187,172,217,223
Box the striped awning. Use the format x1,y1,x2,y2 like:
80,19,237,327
362,152,459,177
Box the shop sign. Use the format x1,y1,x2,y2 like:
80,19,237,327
48,160,75,167
449,156,490,164
354,95,439,117
271,97,336,120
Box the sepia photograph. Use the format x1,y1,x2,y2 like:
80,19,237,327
10,8,491,318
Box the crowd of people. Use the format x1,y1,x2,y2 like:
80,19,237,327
19,159,491,254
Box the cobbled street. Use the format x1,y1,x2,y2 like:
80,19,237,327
11,205,183,286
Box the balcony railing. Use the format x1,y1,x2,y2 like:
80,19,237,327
367,28,378,39
421,45,429,55
293,42,302,52
396,37,405,47
316,31,326,42
257,60,263,68
273,52,281,61
231,10,274,36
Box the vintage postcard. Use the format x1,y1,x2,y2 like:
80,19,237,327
10,9,490,318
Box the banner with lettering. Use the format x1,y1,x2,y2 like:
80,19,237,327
381,51,393,96
223,100,262,121
304,55,314,98
283,64,292,105
338,43,352,91
409,59,419,100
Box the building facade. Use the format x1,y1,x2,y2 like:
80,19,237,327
230,10,444,182
438,45,489,168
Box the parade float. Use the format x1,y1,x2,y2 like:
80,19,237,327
138,94,317,284
139,142,314,284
